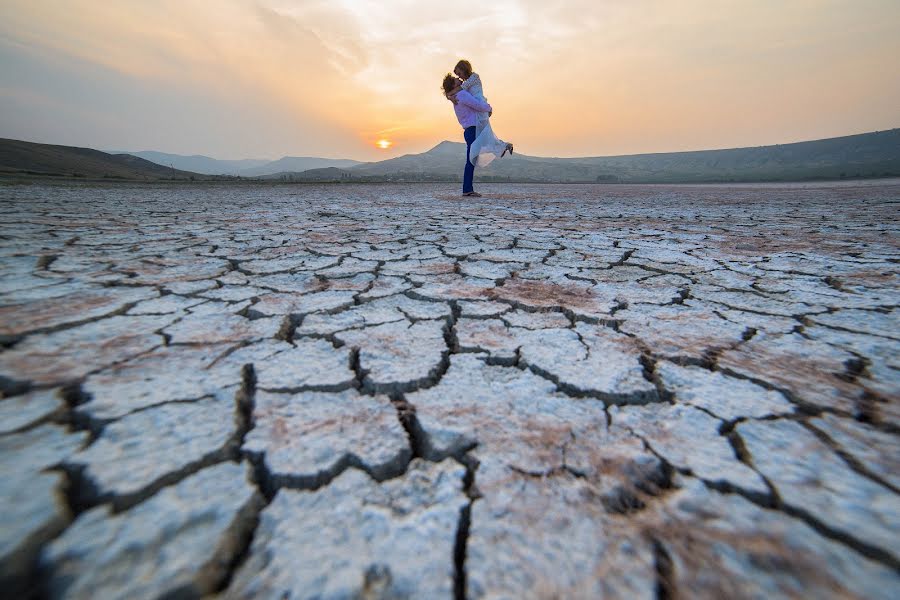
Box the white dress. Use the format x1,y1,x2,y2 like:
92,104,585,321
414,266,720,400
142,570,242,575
462,73,509,168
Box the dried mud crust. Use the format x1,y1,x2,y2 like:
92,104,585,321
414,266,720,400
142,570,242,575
0,181,898,599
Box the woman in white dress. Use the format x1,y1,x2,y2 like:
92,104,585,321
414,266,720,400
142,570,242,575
451,60,513,168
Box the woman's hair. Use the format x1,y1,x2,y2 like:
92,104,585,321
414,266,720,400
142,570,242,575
442,73,457,95
455,59,473,78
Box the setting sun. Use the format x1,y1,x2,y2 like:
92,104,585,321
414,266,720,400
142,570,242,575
376,139,392,150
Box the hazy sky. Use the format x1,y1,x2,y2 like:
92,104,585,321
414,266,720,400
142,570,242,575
1,0,899,161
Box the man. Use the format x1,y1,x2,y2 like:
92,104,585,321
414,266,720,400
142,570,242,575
442,73,492,197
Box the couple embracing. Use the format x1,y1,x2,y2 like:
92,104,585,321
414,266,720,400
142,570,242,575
443,60,513,197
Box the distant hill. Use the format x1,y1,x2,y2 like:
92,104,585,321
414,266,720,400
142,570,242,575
260,167,354,181
5,128,899,183
238,156,362,176
0,138,201,180
338,129,900,183
109,150,269,175
109,150,362,176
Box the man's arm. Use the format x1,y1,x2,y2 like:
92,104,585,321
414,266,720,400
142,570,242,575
455,90,492,113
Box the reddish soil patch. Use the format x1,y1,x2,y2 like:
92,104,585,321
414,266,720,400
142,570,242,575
485,278,598,310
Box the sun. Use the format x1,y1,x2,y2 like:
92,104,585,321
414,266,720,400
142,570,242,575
376,139,392,150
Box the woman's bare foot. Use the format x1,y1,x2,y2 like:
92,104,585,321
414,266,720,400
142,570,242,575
462,191,482,197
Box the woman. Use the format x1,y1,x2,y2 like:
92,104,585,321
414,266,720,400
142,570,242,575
442,73,492,197
452,60,513,167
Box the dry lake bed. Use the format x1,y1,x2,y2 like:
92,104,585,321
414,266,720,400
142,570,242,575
1,180,898,598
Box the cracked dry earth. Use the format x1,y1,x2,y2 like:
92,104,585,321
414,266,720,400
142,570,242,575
1,180,899,599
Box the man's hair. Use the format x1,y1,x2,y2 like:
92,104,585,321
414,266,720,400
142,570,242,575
442,73,457,95
455,59,473,78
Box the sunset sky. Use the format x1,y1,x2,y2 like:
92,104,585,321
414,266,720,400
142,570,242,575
1,0,899,161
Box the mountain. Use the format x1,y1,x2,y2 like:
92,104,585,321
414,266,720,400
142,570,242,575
341,129,900,183
238,156,362,176
5,128,898,184
109,150,269,175
0,138,201,180
345,141,468,177
110,150,362,176
259,167,353,181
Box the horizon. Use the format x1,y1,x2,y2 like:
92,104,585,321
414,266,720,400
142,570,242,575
99,126,896,164
2,1,899,162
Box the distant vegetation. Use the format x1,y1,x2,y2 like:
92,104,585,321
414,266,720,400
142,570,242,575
2,129,898,184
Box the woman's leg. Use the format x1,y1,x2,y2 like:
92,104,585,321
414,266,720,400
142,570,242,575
463,125,476,194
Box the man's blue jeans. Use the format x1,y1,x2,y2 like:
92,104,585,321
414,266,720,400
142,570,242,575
463,125,476,193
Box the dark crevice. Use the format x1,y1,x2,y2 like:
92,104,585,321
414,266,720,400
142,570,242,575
74,395,230,441
246,446,411,497
695,470,899,570
6,300,148,339
3,479,72,600
234,363,256,449
853,391,886,428
453,450,481,600
61,384,105,444
453,502,472,600
55,462,103,519
658,353,715,369
611,248,635,267
631,430,776,509
652,538,676,600
35,253,58,270
638,353,673,403
357,359,455,396
601,486,646,515
390,393,426,459
836,356,868,384
65,369,256,514
634,459,676,498
105,455,239,514
609,300,628,315
459,453,481,499
258,381,356,394
0,333,25,350
802,421,900,494
698,476,775,510
507,463,577,480
246,452,277,502
775,501,900,571
348,346,365,391
724,430,780,505
520,359,661,407
445,301,462,353
203,491,267,596
474,348,520,368
274,314,297,342
715,366,824,416
0,375,32,397
676,287,692,303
